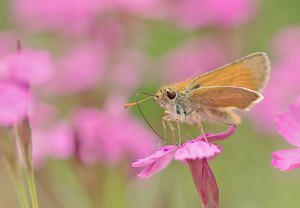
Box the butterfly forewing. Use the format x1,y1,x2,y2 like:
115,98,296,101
188,86,263,110
185,52,270,93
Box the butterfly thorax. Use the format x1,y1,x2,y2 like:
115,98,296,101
154,87,195,123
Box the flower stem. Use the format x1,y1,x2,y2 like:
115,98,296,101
13,124,39,208
26,170,39,208
3,156,30,208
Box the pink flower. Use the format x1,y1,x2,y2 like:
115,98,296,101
104,0,167,19
250,27,300,132
172,0,256,29
29,101,74,167
0,49,54,85
92,18,125,55
133,125,235,177
272,98,300,171
0,49,54,125
161,39,227,83
0,82,28,125
133,125,236,207
11,0,104,34
73,96,156,165
45,44,105,94
0,32,18,57
107,50,146,94
32,121,74,167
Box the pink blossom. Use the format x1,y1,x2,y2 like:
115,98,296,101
161,39,227,83
0,50,54,85
32,121,74,167
172,0,256,29
132,145,177,178
271,27,300,60
92,18,125,54
250,27,300,131
272,98,300,171
0,49,54,126
45,44,105,94
133,125,236,207
11,0,104,34
28,101,56,127
132,125,235,178
0,32,18,57
132,141,221,178
73,96,156,165
174,140,221,161
107,50,146,93
28,101,74,167
0,82,28,125
104,0,167,19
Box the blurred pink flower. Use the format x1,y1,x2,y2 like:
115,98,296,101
172,0,256,29
0,82,28,125
272,98,300,171
0,49,54,85
133,125,236,207
0,32,18,57
104,0,167,19
0,49,54,125
271,27,300,60
162,39,227,83
11,0,104,34
28,101,56,127
73,96,156,165
29,101,74,167
45,44,105,94
250,27,300,131
107,50,146,93
32,121,74,167
92,18,125,54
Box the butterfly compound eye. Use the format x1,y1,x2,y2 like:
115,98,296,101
167,90,176,100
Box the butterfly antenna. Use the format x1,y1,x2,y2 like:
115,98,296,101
135,91,166,140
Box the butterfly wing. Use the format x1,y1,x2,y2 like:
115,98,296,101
188,86,263,110
185,52,270,93
198,107,241,124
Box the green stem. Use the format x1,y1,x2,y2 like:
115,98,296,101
3,156,30,208
13,125,39,208
26,170,39,208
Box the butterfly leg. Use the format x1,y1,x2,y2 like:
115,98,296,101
162,111,172,143
167,121,176,144
162,111,182,145
192,111,208,142
161,119,167,142
176,119,182,145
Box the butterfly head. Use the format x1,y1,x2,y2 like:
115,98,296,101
154,87,177,108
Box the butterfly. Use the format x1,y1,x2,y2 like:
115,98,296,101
126,52,270,141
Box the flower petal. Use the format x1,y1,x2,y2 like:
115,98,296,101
187,158,219,208
132,145,177,178
174,141,221,161
204,124,236,142
276,100,300,147
272,148,300,171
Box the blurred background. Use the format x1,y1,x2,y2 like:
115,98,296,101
1,0,300,207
